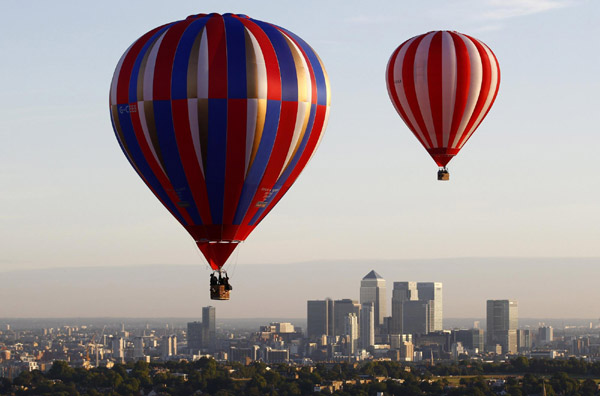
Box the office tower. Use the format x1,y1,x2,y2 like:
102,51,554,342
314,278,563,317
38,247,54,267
453,328,484,351
187,321,203,353
402,300,430,335
202,306,216,350
133,337,144,359
417,282,443,331
391,282,418,334
538,326,553,345
334,299,361,336
344,313,359,355
360,303,375,349
307,299,334,339
487,300,518,354
360,270,386,327
518,329,532,352
112,337,125,363
161,335,177,359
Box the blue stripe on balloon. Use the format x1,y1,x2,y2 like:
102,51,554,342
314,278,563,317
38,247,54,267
233,99,282,224
128,24,174,103
278,27,328,106
224,16,247,99
254,21,298,102
205,98,228,224
248,104,318,225
171,17,209,100
152,100,204,224
112,109,187,225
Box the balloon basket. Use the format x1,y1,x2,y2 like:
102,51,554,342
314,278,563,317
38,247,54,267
437,169,450,181
210,285,230,300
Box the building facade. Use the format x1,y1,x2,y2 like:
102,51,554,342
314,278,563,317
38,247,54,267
391,281,418,334
360,270,386,327
359,302,375,350
307,299,334,339
486,300,518,354
417,282,443,332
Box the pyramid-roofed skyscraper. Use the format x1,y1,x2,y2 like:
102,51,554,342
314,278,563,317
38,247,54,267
360,270,386,327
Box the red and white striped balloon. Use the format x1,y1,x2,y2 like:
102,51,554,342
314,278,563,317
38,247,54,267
386,30,500,168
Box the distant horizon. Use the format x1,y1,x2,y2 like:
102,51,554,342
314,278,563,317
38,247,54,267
2,255,599,273
2,257,599,319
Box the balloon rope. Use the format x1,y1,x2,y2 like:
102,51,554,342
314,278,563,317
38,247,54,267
188,236,211,272
229,244,241,280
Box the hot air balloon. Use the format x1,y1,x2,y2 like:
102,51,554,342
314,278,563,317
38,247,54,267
109,13,330,299
386,31,500,180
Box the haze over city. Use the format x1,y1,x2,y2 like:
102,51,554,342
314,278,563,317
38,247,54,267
2,0,599,320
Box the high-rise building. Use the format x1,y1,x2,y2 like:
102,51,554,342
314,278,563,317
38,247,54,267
402,300,430,335
518,329,532,352
538,326,553,345
187,321,203,354
453,329,484,352
202,306,216,350
161,335,177,360
334,299,361,337
133,337,145,359
360,270,386,327
307,299,334,339
344,313,359,355
112,337,125,363
360,302,375,350
486,300,518,354
417,282,443,331
391,282,418,334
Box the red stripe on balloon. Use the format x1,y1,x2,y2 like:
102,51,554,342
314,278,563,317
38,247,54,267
250,103,327,231
236,18,282,100
240,101,299,226
427,32,444,147
115,25,166,104
206,15,228,99
447,32,471,149
402,35,434,148
222,99,248,227
128,107,195,225
152,19,194,101
171,99,214,224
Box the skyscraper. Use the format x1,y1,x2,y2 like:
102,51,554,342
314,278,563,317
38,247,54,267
391,282,418,334
486,300,518,354
307,299,334,339
202,306,216,351
334,299,361,337
161,335,177,360
417,282,443,331
402,300,430,335
344,313,359,355
360,270,386,327
187,321,203,353
360,302,375,349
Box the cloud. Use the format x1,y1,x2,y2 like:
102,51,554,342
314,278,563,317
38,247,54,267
480,0,574,20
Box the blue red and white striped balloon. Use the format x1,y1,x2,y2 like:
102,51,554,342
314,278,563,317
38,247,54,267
386,30,500,168
110,13,330,270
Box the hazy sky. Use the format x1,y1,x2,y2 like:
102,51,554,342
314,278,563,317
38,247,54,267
1,1,599,318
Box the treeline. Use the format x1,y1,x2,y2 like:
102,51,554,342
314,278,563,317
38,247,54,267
430,356,600,377
0,357,598,396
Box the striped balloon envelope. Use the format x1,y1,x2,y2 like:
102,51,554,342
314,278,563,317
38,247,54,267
109,13,330,270
386,30,500,175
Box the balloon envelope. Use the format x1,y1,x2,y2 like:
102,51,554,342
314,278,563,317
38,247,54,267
110,13,330,270
386,30,500,167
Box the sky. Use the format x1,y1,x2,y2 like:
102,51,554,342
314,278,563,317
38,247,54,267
1,0,599,318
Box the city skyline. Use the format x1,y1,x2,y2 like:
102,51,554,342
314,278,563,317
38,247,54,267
1,1,600,321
